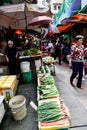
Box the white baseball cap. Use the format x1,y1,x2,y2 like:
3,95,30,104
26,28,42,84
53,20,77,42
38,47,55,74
75,35,84,39
8,40,13,44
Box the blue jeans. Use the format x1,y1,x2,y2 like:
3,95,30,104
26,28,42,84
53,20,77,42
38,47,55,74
70,61,83,88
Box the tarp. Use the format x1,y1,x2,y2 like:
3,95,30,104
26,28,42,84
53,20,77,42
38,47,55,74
69,14,87,23
61,14,87,24
53,0,81,25
53,0,73,25
57,23,73,32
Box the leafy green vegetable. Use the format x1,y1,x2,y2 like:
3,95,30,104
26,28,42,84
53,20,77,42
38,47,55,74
37,85,59,99
23,50,31,56
30,48,42,55
37,101,64,122
40,75,55,85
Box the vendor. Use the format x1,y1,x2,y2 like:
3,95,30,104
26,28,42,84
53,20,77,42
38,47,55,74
5,40,18,75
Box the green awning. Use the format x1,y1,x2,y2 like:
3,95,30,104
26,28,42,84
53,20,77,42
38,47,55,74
79,5,87,14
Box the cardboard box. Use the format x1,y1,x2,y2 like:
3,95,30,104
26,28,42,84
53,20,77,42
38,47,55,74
0,76,18,100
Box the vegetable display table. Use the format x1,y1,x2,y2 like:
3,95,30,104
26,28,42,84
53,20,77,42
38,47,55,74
37,74,70,130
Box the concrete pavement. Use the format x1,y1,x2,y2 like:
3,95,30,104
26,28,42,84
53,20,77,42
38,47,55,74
54,62,87,130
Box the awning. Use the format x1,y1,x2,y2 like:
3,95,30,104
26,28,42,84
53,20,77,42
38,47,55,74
57,23,73,32
69,14,87,23
61,14,87,24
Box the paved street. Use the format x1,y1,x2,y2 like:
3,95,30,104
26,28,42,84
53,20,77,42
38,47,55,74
55,62,87,130
0,61,87,130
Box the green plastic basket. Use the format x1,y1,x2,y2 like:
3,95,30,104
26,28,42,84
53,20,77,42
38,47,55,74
22,70,32,83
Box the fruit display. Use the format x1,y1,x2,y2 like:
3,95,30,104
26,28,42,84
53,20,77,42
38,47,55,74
23,48,42,56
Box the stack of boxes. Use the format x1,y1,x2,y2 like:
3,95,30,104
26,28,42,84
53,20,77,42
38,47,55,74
0,76,17,100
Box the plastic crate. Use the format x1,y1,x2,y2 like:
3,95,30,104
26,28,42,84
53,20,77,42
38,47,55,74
22,70,32,83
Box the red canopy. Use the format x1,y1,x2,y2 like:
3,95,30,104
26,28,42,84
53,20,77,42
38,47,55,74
57,23,73,32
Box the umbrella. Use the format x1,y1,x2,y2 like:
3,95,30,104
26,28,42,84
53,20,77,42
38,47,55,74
0,3,27,29
28,16,53,51
0,3,51,29
28,16,53,26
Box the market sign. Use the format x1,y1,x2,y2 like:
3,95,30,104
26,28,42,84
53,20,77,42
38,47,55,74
0,3,25,13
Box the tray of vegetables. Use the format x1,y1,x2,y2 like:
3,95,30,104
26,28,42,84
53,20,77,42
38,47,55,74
37,84,59,100
42,56,55,64
38,98,69,130
37,65,50,76
40,75,55,85
23,48,42,56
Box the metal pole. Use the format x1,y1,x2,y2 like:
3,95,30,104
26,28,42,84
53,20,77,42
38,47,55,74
24,2,27,34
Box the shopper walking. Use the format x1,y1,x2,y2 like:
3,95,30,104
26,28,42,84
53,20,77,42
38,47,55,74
54,38,62,65
5,40,18,75
70,35,84,89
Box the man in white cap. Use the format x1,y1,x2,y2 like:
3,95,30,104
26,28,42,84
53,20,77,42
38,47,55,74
70,35,84,89
5,40,18,75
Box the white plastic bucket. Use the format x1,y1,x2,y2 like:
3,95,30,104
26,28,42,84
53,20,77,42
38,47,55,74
9,95,27,121
20,61,30,73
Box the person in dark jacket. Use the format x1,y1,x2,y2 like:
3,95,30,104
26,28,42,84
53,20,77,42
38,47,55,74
5,40,18,75
54,38,62,65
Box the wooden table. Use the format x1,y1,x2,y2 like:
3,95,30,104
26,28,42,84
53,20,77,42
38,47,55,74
19,55,42,79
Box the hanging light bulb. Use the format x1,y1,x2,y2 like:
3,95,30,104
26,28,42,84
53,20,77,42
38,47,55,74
15,29,22,35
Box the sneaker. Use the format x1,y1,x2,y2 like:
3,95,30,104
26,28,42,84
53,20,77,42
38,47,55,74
82,77,85,81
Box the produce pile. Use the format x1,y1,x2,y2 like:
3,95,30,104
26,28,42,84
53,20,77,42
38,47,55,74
40,75,55,85
23,48,42,56
38,101,64,122
42,56,54,63
37,68,70,129
37,65,50,75
37,84,59,99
